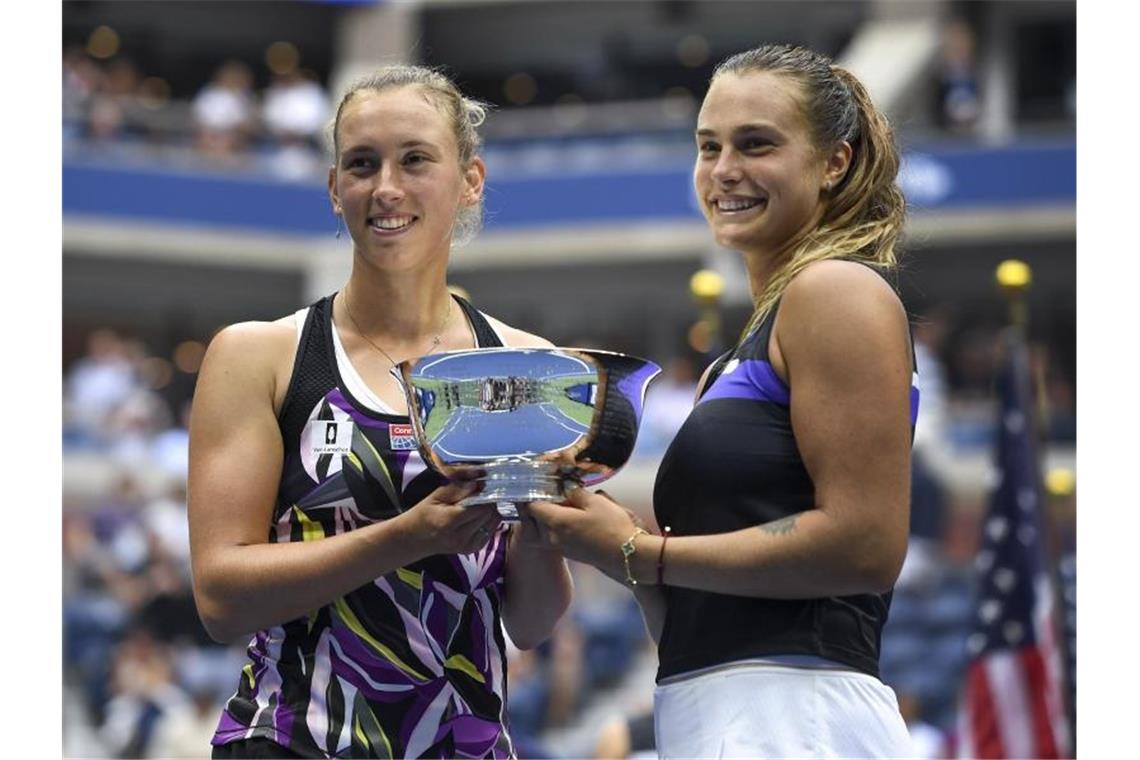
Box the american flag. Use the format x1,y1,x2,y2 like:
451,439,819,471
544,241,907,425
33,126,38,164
956,334,1072,758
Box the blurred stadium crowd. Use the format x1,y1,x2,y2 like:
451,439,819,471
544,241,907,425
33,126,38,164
62,2,1076,758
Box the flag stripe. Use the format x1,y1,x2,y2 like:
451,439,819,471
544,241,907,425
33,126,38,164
966,662,1005,758
1022,648,1061,758
1034,578,1073,754
985,651,1034,758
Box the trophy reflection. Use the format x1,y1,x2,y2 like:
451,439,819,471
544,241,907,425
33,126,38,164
398,348,661,520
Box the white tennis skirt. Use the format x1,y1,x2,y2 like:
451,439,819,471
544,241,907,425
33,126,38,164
653,659,912,759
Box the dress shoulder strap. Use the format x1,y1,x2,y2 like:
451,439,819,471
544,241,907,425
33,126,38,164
278,295,337,445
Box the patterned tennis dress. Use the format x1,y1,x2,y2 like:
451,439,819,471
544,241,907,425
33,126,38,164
211,294,517,759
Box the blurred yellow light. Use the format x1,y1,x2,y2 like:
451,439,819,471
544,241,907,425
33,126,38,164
995,259,1032,290
266,41,300,75
690,269,725,301
1045,468,1076,497
447,284,471,302
677,34,710,68
504,72,537,106
87,26,120,60
173,341,207,374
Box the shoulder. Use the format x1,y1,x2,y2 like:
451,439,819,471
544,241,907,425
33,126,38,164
205,317,297,365
199,317,298,395
779,260,906,334
480,312,555,349
774,260,909,371
783,259,900,309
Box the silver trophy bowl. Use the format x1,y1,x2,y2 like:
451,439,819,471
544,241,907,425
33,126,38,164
398,347,661,520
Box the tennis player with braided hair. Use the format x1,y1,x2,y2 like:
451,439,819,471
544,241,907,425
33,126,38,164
526,44,919,757
189,66,571,758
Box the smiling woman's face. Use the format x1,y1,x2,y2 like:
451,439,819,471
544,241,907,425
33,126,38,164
329,86,483,270
694,70,833,258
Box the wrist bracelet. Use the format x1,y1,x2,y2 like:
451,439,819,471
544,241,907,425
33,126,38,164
621,528,649,586
656,526,672,586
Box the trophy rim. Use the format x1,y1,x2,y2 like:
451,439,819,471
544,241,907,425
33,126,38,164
395,346,662,489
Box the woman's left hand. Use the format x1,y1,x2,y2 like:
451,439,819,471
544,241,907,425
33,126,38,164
522,487,643,582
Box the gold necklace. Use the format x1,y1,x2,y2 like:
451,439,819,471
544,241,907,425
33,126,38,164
341,287,453,368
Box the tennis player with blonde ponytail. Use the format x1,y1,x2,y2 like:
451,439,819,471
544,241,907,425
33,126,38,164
526,44,919,757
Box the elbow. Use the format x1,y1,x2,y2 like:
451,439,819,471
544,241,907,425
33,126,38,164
505,576,573,650
192,575,251,644
506,600,572,651
848,533,907,595
195,594,244,644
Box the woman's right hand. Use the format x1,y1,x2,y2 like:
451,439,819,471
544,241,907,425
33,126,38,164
400,480,503,556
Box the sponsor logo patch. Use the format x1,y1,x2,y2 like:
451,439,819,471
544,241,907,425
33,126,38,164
389,423,418,451
312,420,354,455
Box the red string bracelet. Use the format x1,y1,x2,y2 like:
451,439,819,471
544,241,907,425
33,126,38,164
656,526,671,586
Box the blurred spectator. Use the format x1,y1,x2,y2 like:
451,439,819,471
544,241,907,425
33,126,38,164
632,353,697,459
261,68,328,180
106,388,174,469
147,682,221,759
65,329,142,447
150,401,192,482
1030,343,1076,442
935,19,982,134
594,704,656,759
898,308,954,592
63,46,106,139
192,60,258,161
86,58,145,143
504,620,585,758
98,627,191,758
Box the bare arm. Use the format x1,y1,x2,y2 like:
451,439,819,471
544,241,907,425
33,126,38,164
636,261,912,596
485,320,575,648
527,261,912,600
188,322,500,643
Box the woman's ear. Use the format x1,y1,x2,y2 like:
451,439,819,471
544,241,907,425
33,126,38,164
822,140,853,191
462,156,487,207
327,166,341,214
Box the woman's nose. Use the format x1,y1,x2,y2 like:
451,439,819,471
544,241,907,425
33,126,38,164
371,164,405,205
710,150,742,185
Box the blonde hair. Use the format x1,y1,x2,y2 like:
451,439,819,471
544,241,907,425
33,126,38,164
712,45,906,338
329,65,490,245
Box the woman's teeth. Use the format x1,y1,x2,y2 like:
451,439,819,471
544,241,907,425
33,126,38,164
370,216,414,230
717,198,763,212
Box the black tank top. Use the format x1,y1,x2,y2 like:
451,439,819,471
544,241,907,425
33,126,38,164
652,297,919,681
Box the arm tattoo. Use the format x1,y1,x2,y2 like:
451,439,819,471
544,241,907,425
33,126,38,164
760,515,798,536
